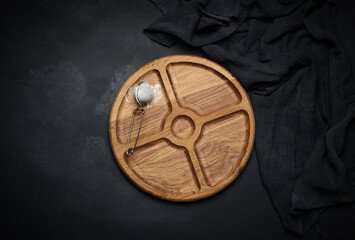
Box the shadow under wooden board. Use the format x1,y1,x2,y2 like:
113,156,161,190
109,55,255,201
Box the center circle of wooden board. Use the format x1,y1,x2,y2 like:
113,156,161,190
109,55,255,201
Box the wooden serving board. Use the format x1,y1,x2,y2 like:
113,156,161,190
109,55,255,201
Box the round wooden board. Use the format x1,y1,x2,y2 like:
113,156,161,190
109,55,255,201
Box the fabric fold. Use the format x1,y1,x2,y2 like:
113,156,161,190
145,0,355,235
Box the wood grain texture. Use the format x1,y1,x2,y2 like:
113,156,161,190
109,55,255,201
171,115,195,139
167,62,241,116
116,70,171,144
195,111,249,187
125,139,199,194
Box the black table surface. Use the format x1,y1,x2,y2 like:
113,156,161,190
1,0,354,239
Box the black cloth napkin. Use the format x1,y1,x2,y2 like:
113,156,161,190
144,0,355,236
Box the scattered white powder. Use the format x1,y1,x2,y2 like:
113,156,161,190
125,83,162,108
146,84,163,109
124,85,136,103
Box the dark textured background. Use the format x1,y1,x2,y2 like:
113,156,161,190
1,0,354,239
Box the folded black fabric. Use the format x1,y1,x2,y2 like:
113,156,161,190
144,0,355,236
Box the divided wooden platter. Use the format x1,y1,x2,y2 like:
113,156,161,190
109,55,255,201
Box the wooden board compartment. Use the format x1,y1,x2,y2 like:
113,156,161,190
109,55,255,201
